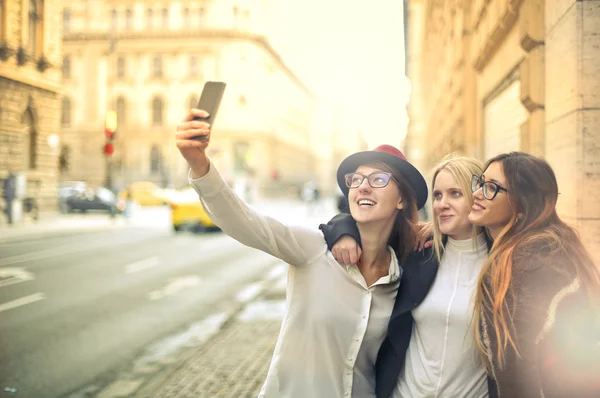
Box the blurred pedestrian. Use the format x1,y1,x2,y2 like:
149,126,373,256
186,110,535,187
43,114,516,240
2,169,16,225
322,155,495,398
123,187,134,219
175,108,428,398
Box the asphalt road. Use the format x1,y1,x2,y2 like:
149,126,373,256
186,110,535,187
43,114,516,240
0,211,283,398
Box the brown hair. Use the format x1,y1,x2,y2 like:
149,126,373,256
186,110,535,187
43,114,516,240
473,152,600,370
367,161,419,263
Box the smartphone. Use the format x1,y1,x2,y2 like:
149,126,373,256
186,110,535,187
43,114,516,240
192,81,226,141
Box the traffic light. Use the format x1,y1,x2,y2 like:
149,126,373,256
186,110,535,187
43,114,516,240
104,111,117,156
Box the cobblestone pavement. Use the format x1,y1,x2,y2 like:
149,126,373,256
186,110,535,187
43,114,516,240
134,278,287,398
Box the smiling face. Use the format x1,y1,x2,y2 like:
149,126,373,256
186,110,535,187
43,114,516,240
348,165,404,224
432,169,473,240
468,161,514,238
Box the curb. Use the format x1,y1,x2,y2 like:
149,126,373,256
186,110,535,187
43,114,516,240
69,263,287,398
0,222,126,244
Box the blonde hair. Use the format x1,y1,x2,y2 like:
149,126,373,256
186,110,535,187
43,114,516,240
430,153,484,262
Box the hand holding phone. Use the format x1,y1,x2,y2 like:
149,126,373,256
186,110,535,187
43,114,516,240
191,81,226,141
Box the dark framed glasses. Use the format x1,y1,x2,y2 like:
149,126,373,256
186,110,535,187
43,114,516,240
345,172,397,189
471,174,508,200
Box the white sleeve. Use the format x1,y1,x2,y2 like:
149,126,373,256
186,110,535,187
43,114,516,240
188,162,327,267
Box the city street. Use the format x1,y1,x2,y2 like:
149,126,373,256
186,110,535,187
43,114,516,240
0,203,326,398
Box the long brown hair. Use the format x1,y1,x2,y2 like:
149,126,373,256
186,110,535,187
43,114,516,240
368,161,419,263
473,152,600,370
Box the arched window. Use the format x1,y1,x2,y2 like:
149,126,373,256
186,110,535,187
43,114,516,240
62,56,71,79
116,96,126,126
162,8,168,28
117,55,125,78
28,0,39,54
23,108,37,170
150,145,161,173
152,97,163,125
111,9,117,30
183,7,190,27
232,6,239,29
198,7,206,26
63,8,71,32
152,56,162,78
189,55,198,77
188,94,198,111
59,145,70,173
147,8,153,29
125,9,133,30
61,97,72,126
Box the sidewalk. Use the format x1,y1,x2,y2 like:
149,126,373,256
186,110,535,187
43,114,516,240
132,273,287,398
0,213,127,243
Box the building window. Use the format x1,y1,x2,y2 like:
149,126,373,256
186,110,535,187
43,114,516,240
152,97,163,125
116,96,126,126
111,9,117,30
28,0,42,55
152,56,162,78
117,56,125,78
183,7,190,27
0,1,5,41
61,97,72,126
62,56,71,79
150,145,161,173
232,6,238,29
188,94,198,110
162,8,168,28
125,9,133,30
147,8,153,29
59,145,70,173
198,7,206,26
63,8,71,33
23,108,37,170
189,55,199,77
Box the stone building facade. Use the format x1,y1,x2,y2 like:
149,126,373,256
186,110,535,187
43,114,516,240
406,0,600,258
0,0,63,220
60,0,317,197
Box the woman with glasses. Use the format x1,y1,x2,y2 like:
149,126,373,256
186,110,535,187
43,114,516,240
320,154,495,398
175,108,428,398
469,152,600,397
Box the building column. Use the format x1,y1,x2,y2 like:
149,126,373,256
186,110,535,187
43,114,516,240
545,1,600,260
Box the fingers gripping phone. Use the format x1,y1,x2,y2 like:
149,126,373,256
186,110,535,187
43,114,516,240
192,81,226,141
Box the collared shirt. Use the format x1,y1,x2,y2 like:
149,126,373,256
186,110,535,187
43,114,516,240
394,235,489,398
189,163,401,398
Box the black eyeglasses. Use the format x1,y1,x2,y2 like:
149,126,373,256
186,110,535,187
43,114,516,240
345,172,398,189
471,174,508,200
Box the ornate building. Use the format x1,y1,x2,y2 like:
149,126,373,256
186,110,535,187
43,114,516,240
406,0,600,257
0,0,63,220
60,0,316,196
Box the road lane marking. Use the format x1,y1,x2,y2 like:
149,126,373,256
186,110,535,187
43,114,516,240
235,282,264,303
125,257,160,274
0,267,35,287
0,243,92,266
0,292,46,313
148,276,202,300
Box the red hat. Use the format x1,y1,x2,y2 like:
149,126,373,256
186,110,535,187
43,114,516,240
337,145,428,210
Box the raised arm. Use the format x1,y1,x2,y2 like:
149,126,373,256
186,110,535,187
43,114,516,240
176,109,326,267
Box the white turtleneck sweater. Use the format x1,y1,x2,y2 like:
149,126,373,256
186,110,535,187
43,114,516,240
394,234,489,398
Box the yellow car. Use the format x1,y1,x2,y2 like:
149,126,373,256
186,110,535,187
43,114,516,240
119,181,165,206
169,187,217,232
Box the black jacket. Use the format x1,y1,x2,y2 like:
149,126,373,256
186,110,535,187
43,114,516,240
319,214,496,398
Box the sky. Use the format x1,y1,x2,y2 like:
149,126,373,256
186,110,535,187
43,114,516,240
269,0,410,149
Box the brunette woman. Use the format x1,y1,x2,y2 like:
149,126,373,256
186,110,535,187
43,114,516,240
469,152,600,397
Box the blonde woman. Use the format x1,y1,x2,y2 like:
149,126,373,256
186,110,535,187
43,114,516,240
321,154,494,398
